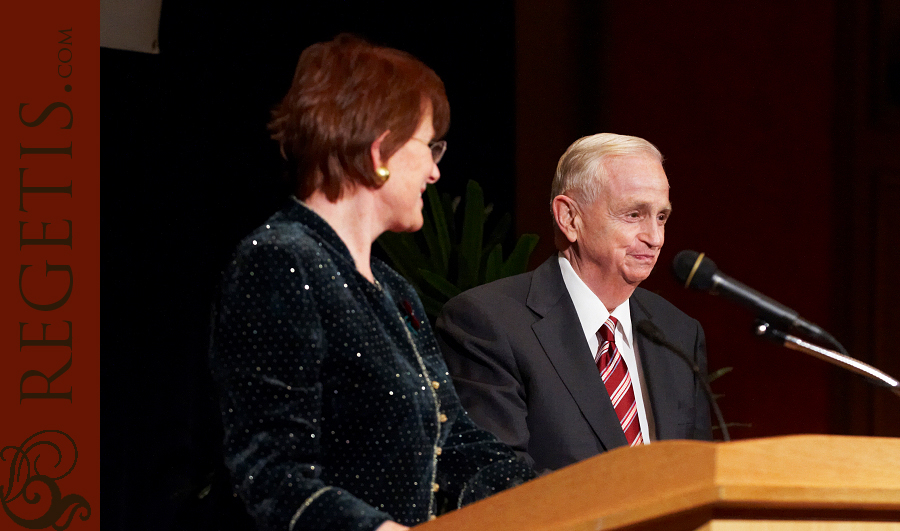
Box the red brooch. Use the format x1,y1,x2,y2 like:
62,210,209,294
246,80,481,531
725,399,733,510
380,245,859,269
401,300,421,331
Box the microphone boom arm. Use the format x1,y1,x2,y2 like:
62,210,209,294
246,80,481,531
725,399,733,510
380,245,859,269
754,320,900,398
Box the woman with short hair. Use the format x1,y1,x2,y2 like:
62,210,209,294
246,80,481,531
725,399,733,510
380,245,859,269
209,34,534,531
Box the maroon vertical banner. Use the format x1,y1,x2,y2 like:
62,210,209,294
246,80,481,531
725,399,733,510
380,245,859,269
0,1,99,530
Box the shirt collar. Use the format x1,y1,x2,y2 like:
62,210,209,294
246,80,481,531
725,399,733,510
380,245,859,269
557,255,633,348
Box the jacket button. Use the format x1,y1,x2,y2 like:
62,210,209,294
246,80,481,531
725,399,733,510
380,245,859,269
432,483,440,492
429,515,437,521
431,381,440,390
439,413,448,423
435,447,442,456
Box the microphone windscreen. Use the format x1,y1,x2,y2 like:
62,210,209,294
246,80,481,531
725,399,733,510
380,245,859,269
672,250,718,290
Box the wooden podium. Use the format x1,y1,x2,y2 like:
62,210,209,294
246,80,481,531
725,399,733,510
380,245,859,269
416,435,900,530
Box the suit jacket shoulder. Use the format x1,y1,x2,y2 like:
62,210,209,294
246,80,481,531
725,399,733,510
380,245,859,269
630,287,705,341
632,287,696,323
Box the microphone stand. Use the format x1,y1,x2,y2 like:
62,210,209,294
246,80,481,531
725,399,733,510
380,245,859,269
635,321,730,441
753,320,900,398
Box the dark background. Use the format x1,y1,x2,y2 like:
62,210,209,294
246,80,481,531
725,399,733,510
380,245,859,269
101,1,900,530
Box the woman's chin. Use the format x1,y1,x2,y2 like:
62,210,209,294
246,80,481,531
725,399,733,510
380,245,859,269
389,217,424,234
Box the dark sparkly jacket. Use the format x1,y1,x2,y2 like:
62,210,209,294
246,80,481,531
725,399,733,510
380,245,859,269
209,200,535,531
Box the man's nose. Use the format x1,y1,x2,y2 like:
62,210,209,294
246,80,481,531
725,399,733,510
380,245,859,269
641,220,664,248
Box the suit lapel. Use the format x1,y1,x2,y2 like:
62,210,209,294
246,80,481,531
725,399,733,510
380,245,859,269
630,289,686,439
527,257,628,451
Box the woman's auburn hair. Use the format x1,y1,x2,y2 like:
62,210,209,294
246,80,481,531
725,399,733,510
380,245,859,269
268,34,450,201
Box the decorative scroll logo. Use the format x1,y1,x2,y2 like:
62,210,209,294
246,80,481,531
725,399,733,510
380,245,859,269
1,430,91,529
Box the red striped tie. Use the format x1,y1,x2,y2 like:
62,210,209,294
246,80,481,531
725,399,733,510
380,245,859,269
596,316,643,446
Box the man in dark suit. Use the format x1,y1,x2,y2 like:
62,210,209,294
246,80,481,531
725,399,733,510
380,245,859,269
436,133,712,473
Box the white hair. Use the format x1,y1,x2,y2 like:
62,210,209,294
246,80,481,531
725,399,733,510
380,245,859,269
551,133,663,206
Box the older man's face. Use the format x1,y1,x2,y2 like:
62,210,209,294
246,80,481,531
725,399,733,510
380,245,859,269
578,156,671,288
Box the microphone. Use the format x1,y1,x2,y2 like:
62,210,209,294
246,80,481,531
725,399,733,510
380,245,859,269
635,320,729,441
672,250,830,342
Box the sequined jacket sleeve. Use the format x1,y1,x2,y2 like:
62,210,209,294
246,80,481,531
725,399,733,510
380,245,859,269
209,206,535,531
210,233,393,531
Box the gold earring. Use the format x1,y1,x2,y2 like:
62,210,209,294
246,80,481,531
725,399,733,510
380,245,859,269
376,166,390,182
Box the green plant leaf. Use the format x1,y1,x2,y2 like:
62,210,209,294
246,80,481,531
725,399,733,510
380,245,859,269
457,180,485,290
483,245,503,284
377,232,428,282
419,268,463,301
375,180,540,324
708,366,733,383
501,234,539,277
420,206,445,277
484,212,512,252
450,195,461,213
425,184,450,275
441,191,457,242
417,290,445,321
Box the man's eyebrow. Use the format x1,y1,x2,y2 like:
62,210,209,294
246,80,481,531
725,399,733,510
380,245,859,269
623,200,673,213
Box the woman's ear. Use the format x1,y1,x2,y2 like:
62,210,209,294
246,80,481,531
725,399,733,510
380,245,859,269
370,130,391,170
552,195,581,244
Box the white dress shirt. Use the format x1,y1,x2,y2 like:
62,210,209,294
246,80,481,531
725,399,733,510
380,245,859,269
557,255,656,442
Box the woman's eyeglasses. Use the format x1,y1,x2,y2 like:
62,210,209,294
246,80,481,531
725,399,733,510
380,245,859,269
412,138,447,164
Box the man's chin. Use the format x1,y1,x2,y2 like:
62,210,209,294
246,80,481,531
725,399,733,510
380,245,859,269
622,265,655,285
